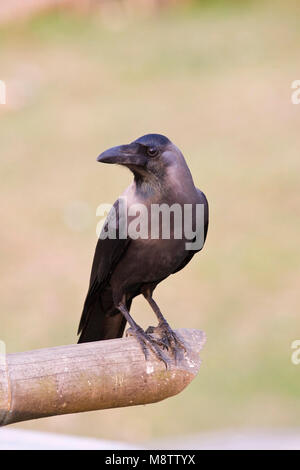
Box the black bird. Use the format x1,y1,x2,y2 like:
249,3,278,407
78,134,208,365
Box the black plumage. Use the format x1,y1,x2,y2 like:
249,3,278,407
78,134,208,365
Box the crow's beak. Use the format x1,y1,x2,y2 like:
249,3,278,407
97,143,147,167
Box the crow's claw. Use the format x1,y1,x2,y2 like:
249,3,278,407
146,322,186,364
126,327,171,369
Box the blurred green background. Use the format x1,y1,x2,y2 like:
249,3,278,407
0,0,300,443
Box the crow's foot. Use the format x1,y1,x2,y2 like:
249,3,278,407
126,326,171,369
146,322,186,363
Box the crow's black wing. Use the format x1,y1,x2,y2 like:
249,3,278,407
77,199,131,342
172,189,209,274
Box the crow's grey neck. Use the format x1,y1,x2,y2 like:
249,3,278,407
133,171,164,199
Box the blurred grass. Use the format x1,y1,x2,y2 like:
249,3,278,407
1,0,300,442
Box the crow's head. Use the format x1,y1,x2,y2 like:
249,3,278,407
97,134,185,184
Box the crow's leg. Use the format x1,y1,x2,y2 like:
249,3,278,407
143,294,186,362
117,302,171,368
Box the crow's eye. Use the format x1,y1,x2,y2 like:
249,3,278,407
147,146,159,157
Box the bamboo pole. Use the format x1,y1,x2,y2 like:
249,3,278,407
0,329,205,426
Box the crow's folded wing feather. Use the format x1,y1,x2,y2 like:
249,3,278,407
77,199,130,336
172,188,209,274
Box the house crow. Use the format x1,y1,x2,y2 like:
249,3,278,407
78,134,209,366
